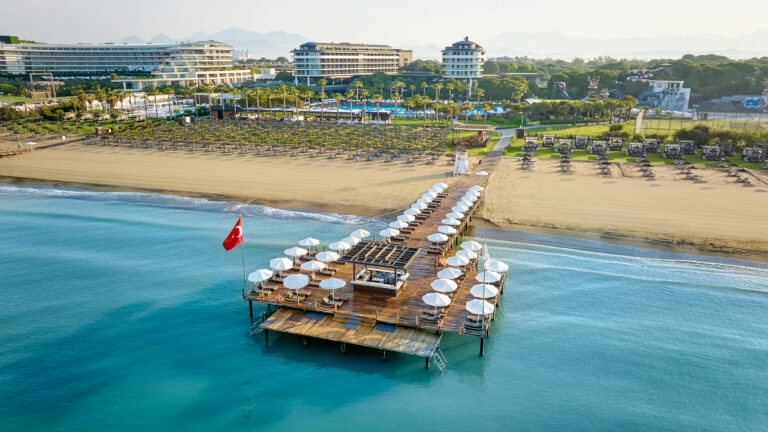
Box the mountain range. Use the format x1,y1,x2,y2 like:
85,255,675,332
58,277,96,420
116,27,768,60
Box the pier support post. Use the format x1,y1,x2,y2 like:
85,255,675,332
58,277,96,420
248,300,253,321
264,329,269,342
425,357,430,369
479,337,485,356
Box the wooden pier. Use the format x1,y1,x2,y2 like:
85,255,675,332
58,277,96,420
246,147,506,367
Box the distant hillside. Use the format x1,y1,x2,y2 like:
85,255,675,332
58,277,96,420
116,27,309,58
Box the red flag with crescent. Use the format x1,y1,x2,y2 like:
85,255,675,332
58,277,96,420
222,217,243,251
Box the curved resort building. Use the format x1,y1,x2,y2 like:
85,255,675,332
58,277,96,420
292,42,412,85
441,37,485,97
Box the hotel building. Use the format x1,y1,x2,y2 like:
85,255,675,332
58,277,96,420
0,38,254,90
292,42,412,84
442,37,484,96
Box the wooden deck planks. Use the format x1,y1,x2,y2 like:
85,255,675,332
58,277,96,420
261,308,442,357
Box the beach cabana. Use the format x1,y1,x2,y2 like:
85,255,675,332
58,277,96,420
556,139,573,155
701,145,723,161
626,142,645,157
742,146,766,162
663,143,683,159
522,137,540,152
590,140,607,156
642,138,661,153
716,141,736,156
608,137,624,151
678,140,697,154
338,240,419,297
541,134,557,147
574,135,590,149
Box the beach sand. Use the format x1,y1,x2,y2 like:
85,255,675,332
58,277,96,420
2,142,768,258
0,142,465,217
479,158,768,257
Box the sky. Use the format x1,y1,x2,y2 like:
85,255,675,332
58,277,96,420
5,0,768,47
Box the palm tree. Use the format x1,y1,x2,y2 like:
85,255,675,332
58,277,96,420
434,83,443,102
331,92,342,118
432,101,442,126
359,89,369,123
421,82,427,95
476,88,484,105
392,91,402,125
416,95,429,126
344,89,355,121
144,85,161,119
372,94,383,125
317,91,326,121
446,82,455,102
481,101,493,124
301,90,314,117
461,101,473,123
317,79,327,120
409,84,415,97
162,86,176,117
352,80,363,110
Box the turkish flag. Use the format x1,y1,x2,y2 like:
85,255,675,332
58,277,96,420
222,217,243,251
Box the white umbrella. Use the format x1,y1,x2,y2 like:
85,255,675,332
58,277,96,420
446,211,465,219
283,273,309,290
427,233,448,243
298,237,320,248
485,259,509,273
459,199,474,208
300,260,326,272
431,278,458,293
433,182,449,189
428,187,443,195
379,228,400,238
329,241,352,252
270,257,293,272
466,299,494,316
475,271,501,283
315,251,340,263
350,229,371,239
467,189,481,197
284,246,308,258
247,269,273,283
476,171,489,176
470,283,499,298
411,202,427,210
422,191,437,200
437,225,457,235
456,249,478,260
461,240,482,252
342,236,361,246
403,208,420,216
452,203,470,213
389,220,409,229
422,292,452,314
469,185,484,192
442,218,461,226
445,255,470,267
398,213,416,223
437,267,463,280
416,197,431,206
463,195,478,203
319,277,346,299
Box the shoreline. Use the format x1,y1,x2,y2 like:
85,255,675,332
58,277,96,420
4,176,768,265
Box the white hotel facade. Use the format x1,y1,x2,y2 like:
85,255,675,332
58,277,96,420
0,40,255,90
292,42,411,84
442,37,485,97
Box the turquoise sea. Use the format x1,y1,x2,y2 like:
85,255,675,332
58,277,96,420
1,184,767,431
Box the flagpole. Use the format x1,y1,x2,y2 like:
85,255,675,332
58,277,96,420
240,212,247,294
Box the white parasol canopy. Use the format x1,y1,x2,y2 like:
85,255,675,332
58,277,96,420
437,225,457,235
452,203,470,213
315,251,340,263
389,220,409,229
461,240,482,252
379,228,400,238
319,278,345,290
475,271,501,283
446,211,465,219
476,171,489,176
403,208,420,216
466,299,494,315
463,195,478,203
398,213,416,223
456,249,478,260
445,255,470,267
300,260,326,272
284,246,308,257
469,185,484,192
470,283,499,298
485,259,509,273
341,236,361,246
431,278,458,293
422,292,451,307
459,199,474,208
298,237,320,248
441,218,461,226
411,202,428,210
433,182,449,189
422,191,437,199
437,267,463,280
283,273,309,290
270,257,293,271
350,229,371,239
247,269,273,283
427,233,449,243
328,241,352,252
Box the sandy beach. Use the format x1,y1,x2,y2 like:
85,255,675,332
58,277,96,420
2,141,768,259
479,157,768,257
